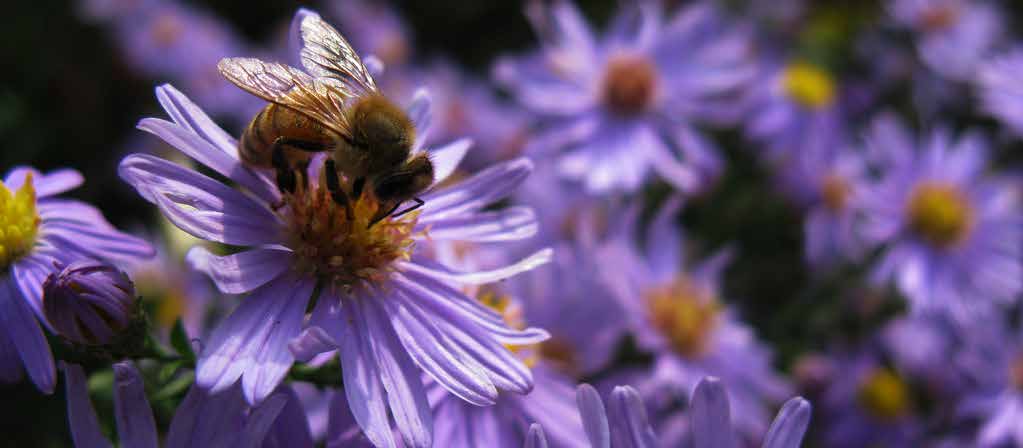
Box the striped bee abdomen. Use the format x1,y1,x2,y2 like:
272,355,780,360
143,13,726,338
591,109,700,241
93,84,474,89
238,104,336,168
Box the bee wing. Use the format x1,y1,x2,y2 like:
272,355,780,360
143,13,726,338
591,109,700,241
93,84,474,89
218,57,353,135
298,12,378,94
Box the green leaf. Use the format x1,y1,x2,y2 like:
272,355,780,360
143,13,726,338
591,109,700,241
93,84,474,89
156,360,182,384
153,371,194,401
170,318,195,362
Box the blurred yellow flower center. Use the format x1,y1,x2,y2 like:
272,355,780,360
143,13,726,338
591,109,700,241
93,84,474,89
646,276,721,359
539,336,579,377
821,174,851,211
602,53,659,116
857,367,911,420
478,289,538,368
284,172,417,290
782,62,835,109
906,182,973,247
0,174,40,269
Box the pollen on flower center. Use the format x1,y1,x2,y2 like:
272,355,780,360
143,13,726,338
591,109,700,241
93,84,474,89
782,61,835,109
821,174,851,211
920,6,960,31
283,169,418,290
0,174,41,269
151,13,184,47
1010,355,1023,390
646,276,721,359
906,182,973,247
857,367,911,420
602,53,659,116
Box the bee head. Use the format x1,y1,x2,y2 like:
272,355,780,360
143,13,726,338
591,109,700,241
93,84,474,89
351,94,416,170
369,153,434,224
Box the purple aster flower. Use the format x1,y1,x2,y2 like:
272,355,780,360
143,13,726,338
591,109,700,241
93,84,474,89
430,365,587,447
62,361,310,447
120,76,550,447
819,350,925,447
860,114,1022,318
408,61,533,172
90,0,261,117
0,167,153,393
784,144,870,266
887,0,1004,81
685,377,811,448
976,47,1023,137
956,313,1023,446
743,56,849,166
495,1,754,194
597,198,791,440
529,379,811,448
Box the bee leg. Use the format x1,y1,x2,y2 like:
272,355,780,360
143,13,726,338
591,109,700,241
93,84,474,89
367,198,423,228
352,177,366,200
271,141,297,194
391,197,425,219
323,159,354,220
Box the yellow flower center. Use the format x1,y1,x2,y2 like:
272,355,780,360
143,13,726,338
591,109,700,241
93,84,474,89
906,182,973,248
857,367,911,420
821,174,851,211
283,169,418,292
602,53,659,116
478,289,539,368
646,276,721,359
539,336,579,377
0,174,41,269
782,62,836,109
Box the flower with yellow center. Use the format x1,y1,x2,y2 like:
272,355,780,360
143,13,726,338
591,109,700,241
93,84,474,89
0,173,40,269
857,367,911,420
906,182,973,247
646,276,721,359
782,61,836,109
477,288,539,369
283,174,419,292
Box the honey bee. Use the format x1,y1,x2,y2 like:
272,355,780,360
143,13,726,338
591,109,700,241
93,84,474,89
218,11,432,225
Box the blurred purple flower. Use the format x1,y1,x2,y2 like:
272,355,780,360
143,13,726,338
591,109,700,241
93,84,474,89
860,114,1022,319
495,1,754,194
785,144,870,266
956,313,1023,447
820,351,925,447
976,47,1023,137
529,378,811,448
62,361,310,447
0,167,152,393
327,0,412,69
598,199,791,439
120,81,551,447
83,0,262,118
743,58,849,166
430,365,587,447
888,0,1004,81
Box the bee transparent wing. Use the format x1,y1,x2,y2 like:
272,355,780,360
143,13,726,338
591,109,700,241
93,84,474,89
218,57,352,135
299,12,378,94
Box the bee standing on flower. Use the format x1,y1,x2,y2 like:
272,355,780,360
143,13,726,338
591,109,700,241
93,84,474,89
220,12,432,225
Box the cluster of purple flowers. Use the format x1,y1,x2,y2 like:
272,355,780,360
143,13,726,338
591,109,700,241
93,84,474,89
3,0,1022,446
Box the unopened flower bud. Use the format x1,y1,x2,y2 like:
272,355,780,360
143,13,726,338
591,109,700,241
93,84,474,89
43,260,137,346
